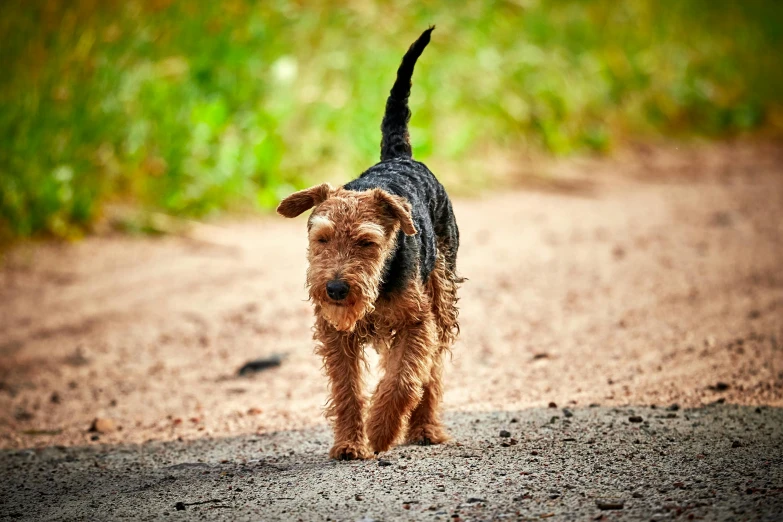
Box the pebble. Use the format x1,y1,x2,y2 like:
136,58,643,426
499,430,511,438
629,416,643,423
175,502,186,511
89,418,116,434
595,499,624,510
731,440,742,448
14,409,34,421
237,355,285,376
378,459,392,467
562,409,574,418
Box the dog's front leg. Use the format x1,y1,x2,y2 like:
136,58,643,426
366,316,437,454
315,320,371,460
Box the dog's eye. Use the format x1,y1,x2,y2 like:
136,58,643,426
317,237,329,244
358,240,376,248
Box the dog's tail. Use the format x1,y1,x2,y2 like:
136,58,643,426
380,26,434,162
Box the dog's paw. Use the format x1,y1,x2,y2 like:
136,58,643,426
329,441,372,461
406,423,449,446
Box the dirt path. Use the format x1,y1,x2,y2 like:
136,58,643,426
1,142,782,451
2,405,782,521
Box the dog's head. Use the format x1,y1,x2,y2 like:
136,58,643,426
277,183,416,331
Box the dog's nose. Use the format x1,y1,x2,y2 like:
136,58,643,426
326,280,350,301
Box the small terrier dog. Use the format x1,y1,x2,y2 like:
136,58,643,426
277,27,461,459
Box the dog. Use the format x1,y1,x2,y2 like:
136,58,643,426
277,27,461,459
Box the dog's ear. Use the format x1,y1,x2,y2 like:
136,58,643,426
277,183,334,218
372,189,417,236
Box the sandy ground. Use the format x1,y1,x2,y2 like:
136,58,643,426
1,141,782,520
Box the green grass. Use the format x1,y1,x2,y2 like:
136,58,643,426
1,0,782,241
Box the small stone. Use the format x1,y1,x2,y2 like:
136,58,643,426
628,416,643,423
666,413,678,419
632,492,643,498
755,407,762,414
237,354,285,376
499,430,511,438
510,418,519,423
731,440,742,448
548,402,557,409
466,498,486,503
175,502,186,511
355,494,364,501
710,211,733,227
531,450,539,456
595,499,624,510
14,409,33,421
562,409,573,418
378,459,392,467
89,418,116,434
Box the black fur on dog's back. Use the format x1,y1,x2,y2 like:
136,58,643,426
344,27,459,298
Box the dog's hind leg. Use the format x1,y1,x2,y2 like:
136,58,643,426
406,252,459,445
406,350,448,445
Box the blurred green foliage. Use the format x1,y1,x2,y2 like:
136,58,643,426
1,0,782,240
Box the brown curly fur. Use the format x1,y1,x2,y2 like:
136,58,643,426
281,187,460,458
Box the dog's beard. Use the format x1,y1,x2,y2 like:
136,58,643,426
307,270,382,332
319,300,372,332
